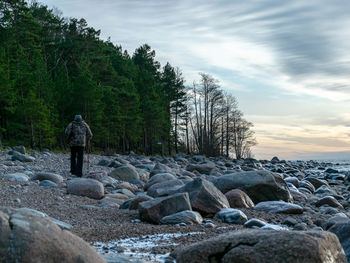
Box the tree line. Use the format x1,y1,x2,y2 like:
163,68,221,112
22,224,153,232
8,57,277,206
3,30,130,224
0,0,256,158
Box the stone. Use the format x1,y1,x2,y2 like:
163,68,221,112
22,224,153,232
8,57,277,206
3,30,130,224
160,210,203,225
11,151,35,162
254,201,303,214
244,218,267,229
138,193,192,224
314,185,336,195
115,182,139,194
316,196,343,209
284,177,299,187
212,170,292,203
13,145,26,154
0,207,105,263
147,179,184,197
171,230,346,263
186,162,216,174
4,172,29,182
109,165,140,182
39,180,58,187
323,213,350,230
67,178,104,199
214,208,248,224
128,195,153,210
283,216,298,226
304,177,329,189
31,172,63,184
85,171,108,180
144,173,177,190
299,180,315,193
150,162,173,177
176,178,229,215
225,189,254,208
289,188,308,202
113,188,135,198
328,222,350,262
261,224,289,230
97,159,110,166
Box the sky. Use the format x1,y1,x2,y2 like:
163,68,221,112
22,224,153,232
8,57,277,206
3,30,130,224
36,0,350,160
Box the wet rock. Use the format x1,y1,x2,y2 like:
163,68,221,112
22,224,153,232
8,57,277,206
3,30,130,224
0,207,105,263
299,180,315,193
244,218,267,228
109,165,140,182
254,201,303,214
176,178,229,215
67,178,104,199
160,210,203,225
214,208,248,224
31,172,63,184
171,230,346,263
225,189,254,208
212,170,292,203
138,193,191,224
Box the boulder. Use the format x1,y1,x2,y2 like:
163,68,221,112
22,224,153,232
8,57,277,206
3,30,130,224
225,189,254,208
115,182,139,194
177,178,229,215
147,179,184,197
212,170,292,203
0,207,105,263
4,172,29,182
186,162,216,174
85,171,108,180
160,210,203,225
150,162,173,177
109,165,140,181
67,178,104,199
171,230,346,263
299,180,315,193
289,188,307,202
31,172,63,184
214,208,248,224
284,177,299,188
254,201,303,214
128,195,153,210
13,145,26,154
244,218,267,228
144,173,177,191
11,152,35,162
315,196,343,209
304,177,329,189
138,193,191,224
329,222,350,262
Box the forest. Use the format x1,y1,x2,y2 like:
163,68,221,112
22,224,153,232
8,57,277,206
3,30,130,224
0,0,256,158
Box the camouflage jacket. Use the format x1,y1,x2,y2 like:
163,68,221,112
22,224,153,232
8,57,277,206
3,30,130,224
65,121,93,147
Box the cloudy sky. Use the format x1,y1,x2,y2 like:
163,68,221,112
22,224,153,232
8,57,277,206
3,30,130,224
38,0,350,160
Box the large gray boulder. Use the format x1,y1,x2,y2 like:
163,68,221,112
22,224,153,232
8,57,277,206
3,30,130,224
150,162,174,177
176,178,229,215
254,201,303,214
186,162,216,174
329,222,350,262
147,179,184,197
13,145,26,154
160,210,203,225
172,230,346,263
138,193,191,224
144,173,177,190
31,172,63,184
11,151,35,162
109,165,140,181
67,178,104,199
225,189,254,208
212,170,292,203
0,207,105,263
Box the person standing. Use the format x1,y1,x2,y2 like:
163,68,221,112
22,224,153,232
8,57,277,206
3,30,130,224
65,115,93,177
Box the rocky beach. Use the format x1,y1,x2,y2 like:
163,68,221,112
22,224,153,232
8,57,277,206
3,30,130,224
1,147,350,262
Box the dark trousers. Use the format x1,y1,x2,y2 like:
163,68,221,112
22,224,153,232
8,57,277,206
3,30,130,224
70,146,84,177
